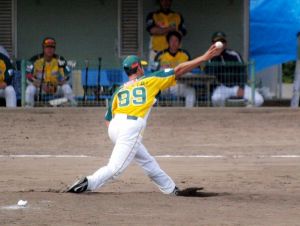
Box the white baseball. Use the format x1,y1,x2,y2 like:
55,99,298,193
215,41,223,49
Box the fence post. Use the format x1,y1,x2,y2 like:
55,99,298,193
21,60,26,107
250,61,256,106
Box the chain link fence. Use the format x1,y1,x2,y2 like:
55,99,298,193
14,60,259,107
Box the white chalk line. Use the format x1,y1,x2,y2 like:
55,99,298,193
0,154,300,159
0,155,90,158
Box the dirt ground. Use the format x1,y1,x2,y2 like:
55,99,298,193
1,107,300,226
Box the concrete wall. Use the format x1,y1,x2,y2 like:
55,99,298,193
17,0,244,68
143,0,245,59
17,0,119,68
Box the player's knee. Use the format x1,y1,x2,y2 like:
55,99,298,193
211,93,224,106
5,86,15,95
62,84,73,95
26,84,35,95
254,93,264,107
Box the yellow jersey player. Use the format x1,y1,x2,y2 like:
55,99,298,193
146,0,187,69
0,52,16,107
25,37,77,107
67,44,221,196
154,31,195,107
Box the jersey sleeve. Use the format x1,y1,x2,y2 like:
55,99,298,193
56,55,71,82
26,54,40,81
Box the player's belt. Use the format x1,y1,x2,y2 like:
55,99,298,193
127,115,138,120
114,114,139,120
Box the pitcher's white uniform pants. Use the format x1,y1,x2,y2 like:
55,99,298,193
25,83,75,107
87,114,176,194
0,85,16,107
212,84,264,107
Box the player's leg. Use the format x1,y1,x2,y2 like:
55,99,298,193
4,85,16,107
134,143,176,194
211,85,238,106
171,83,195,107
61,83,77,105
86,118,145,191
148,49,158,71
243,85,264,107
25,84,36,107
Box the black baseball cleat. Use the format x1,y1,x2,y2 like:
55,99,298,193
171,186,204,196
66,177,89,193
172,186,181,196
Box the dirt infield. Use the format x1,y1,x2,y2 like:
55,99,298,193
1,108,300,226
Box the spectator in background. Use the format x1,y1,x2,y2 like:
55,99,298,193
0,52,16,107
146,0,187,70
205,31,264,107
154,31,195,107
25,37,76,107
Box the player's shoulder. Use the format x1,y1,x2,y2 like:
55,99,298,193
154,49,168,61
224,49,243,62
178,49,191,59
29,53,43,63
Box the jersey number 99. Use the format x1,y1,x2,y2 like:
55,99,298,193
118,87,146,107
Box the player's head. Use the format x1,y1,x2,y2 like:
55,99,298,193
167,31,182,52
211,31,227,45
159,0,172,11
42,37,56,58
123,55,147,77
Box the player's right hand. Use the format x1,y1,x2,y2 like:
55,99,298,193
202,44,223,61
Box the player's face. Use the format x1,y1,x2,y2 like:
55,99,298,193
137,64,144,77
168,35,180,53
43,46,55,59
160,0,172,11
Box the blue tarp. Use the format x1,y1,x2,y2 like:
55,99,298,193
250,0,300,71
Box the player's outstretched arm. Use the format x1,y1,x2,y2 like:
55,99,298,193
174,44,221,79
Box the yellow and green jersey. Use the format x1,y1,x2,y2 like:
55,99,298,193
146,10,187,52
0,53,14,85
27,53,70,86
105,69,176,121
154,48,190,70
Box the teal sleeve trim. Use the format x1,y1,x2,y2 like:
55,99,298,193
105,108,112,121
148,68,175,78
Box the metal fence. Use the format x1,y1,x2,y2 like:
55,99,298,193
12,60,258,107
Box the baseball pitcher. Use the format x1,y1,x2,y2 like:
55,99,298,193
67,44,222,196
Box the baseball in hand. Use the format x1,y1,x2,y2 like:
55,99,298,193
215,41,224,49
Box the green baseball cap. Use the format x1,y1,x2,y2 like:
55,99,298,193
122,55,147,70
